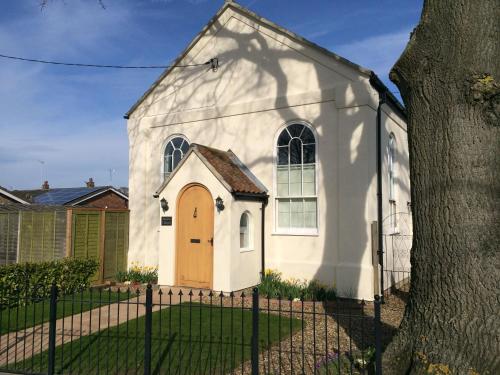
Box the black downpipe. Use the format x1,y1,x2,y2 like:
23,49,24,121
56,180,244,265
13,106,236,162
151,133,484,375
376,92,386,302
260,197,268,280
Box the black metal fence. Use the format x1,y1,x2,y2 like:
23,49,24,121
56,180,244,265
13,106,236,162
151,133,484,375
0,285,384,374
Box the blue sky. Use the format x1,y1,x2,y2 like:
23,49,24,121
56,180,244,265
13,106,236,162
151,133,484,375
0,0,422,190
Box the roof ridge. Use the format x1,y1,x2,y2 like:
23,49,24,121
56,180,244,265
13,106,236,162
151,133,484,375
124,0,385,119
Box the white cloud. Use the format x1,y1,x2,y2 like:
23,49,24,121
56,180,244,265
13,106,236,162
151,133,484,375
333,29,411,80
0,1,137,189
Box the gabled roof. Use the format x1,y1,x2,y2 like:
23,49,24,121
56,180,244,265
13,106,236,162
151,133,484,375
0,186,30,205
11,186,128,206
155,143,267,198
124,0,405,120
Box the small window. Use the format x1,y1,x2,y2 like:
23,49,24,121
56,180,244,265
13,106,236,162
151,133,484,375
239,212,252,250
163,136,189,181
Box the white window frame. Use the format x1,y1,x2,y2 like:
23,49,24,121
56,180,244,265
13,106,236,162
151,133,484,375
239,211,253,252
272,120,319,236
161,134,190,182
388,133,399,234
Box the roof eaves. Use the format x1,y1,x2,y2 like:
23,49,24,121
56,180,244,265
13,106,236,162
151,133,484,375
369,72,407,120
228,2,372,77
124,2,233,119
124,1,375,120
67,187,129,206
226,150,267,193
0,187,30,205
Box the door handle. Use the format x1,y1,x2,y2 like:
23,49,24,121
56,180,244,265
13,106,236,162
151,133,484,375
208,237,213,246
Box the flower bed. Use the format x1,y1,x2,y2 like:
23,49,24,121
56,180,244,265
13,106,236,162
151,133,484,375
259,269,336,301
116,262,158,285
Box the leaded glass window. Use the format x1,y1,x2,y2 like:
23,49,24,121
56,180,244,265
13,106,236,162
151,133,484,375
276,123,317,231
163,136,189,180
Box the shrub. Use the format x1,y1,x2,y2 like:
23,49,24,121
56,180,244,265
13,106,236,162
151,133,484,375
116,262,158,284
259,269,336,301
0,258,99,306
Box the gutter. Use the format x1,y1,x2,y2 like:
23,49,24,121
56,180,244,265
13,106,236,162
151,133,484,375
369,72,407,120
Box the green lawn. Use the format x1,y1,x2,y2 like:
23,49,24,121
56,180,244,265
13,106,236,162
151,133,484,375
0,289,130,334
8,303,302,375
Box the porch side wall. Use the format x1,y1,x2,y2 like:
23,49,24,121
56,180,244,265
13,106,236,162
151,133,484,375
157,155,233,291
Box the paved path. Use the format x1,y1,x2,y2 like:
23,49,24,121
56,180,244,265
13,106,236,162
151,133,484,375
0,286,192,367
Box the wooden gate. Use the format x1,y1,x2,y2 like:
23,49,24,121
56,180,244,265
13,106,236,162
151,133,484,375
69,209,129,283
103,211,129,281
71,210,101,281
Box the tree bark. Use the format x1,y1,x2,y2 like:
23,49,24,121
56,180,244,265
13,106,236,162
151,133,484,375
383,1,500,374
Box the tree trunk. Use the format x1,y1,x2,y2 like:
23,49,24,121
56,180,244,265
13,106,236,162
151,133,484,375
383,1,500,374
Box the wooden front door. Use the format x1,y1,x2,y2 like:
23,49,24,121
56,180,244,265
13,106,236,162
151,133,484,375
176,184,214,288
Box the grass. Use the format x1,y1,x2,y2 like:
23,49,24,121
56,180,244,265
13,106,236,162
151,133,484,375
0,289,130,335
7,302,302,375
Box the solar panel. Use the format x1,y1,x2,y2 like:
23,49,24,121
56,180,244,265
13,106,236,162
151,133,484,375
34,187,104,205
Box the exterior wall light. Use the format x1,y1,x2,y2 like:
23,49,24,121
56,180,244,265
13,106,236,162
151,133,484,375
160,198,169,212
215,196,225,212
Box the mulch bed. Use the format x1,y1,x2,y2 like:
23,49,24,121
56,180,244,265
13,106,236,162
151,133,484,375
110,284,408,374
198,289,408,374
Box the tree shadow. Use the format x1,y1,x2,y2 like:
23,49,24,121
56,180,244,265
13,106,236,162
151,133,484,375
126,2,409,310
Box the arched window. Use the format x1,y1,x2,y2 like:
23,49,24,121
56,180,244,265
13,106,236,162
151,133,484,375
163,136,189,180
240,212,252,250
388,134,397,231
275,123,317,232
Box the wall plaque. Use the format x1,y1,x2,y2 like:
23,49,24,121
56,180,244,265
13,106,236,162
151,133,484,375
161,216,172,226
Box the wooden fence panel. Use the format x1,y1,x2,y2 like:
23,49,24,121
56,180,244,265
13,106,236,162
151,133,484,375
0,212,19,265
18,211,66,263
72,211,101,281
103,211,129,280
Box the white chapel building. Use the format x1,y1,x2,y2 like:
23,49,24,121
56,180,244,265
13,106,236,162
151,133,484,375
125,1,410,300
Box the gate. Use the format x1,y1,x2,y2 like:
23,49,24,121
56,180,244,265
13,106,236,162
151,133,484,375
382,211,412,293
70,209,129,283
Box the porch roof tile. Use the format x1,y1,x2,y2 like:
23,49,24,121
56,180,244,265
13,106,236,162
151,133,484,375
194,144,267,195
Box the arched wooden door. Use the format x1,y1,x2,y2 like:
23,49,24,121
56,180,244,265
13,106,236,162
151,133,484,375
176,184,214,288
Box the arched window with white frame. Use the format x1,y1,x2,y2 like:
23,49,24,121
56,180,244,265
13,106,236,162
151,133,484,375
275,122,317,233
163,136,189,181
388,133,398,231
239,211,252,251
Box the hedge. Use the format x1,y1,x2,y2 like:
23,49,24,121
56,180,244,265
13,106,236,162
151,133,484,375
0,258,99,306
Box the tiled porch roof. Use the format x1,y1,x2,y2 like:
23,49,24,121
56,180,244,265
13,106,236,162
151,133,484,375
154,143,267,198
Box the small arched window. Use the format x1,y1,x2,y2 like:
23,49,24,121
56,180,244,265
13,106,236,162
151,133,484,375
276,123,317,232
388,134,397,231
163,136,189,180
240,212,252,250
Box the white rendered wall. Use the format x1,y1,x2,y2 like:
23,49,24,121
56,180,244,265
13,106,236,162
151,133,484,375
127,5,409,300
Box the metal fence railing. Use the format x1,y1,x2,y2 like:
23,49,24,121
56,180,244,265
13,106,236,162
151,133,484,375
0,285,384,375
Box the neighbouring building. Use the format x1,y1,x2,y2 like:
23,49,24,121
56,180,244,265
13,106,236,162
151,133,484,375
12,179,128,209
125,1,411,300
0,186,29,205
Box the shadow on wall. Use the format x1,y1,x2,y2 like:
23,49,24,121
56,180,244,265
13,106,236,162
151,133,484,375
127,7,409,301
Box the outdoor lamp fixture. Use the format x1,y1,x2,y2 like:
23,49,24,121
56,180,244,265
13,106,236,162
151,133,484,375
160,198,169,212
215,196,225,212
